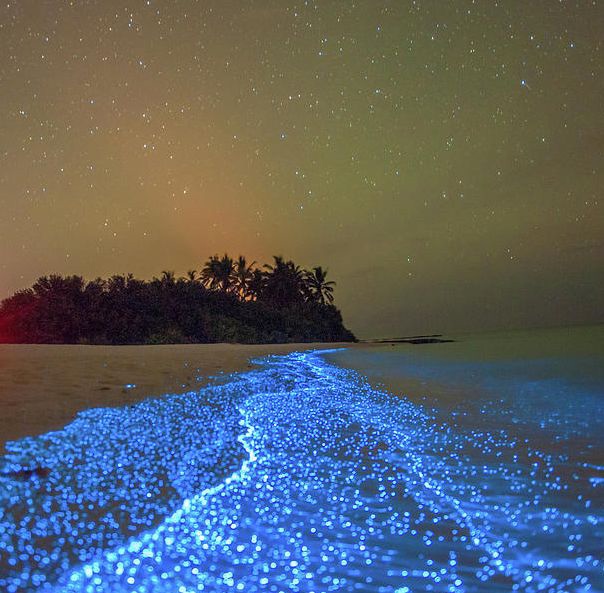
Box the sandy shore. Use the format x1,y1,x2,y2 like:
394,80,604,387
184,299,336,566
0,342,351,451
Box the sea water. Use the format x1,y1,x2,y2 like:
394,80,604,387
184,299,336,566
0,326,602,592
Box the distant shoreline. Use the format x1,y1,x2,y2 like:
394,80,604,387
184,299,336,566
361,334,455,344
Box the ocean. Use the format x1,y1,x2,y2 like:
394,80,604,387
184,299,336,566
0,326,602,592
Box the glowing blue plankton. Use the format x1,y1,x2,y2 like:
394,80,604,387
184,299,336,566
0,350,602,592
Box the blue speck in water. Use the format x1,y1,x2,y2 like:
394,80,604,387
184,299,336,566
0,349,602,592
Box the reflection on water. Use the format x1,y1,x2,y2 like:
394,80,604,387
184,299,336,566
1,342,603,592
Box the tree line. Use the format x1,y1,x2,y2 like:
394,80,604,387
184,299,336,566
0,255,356,344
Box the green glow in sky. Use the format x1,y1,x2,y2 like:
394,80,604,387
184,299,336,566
1,1,602,336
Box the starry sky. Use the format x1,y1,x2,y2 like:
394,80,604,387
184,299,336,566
1,1,602,338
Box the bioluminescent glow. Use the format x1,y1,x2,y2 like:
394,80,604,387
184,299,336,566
0,351,602,592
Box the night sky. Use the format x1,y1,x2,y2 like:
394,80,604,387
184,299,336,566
1,1,602,338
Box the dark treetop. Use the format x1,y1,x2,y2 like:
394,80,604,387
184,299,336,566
0,255,355,345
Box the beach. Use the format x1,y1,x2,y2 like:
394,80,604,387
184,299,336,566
0,342,350,450
0,328,603,592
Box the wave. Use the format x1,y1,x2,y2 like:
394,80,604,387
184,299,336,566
1,350,602,592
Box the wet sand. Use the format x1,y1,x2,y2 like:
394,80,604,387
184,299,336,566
0,342,350,451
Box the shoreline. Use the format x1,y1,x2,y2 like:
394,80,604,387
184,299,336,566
0,342,352,452
1,330,603,591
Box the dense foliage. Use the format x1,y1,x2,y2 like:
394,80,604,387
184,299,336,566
0,256,355,344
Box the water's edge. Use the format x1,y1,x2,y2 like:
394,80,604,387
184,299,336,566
0,347,602,592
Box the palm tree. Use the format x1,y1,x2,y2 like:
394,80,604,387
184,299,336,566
262,256,308,307
160,270,176,287
32,274,85,297
31,275,87,342
200,254,234,292
200,256,219,289
0,256,355,344
232,256,256,299
247,269,266,301
305,266,335,304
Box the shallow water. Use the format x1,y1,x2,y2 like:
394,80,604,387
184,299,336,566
0,336,603,592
